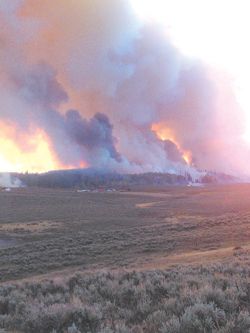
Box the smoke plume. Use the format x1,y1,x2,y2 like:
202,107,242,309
0,174,22,188
0,0,249,176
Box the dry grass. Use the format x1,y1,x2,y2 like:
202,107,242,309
1,184,250,282
0,221,58,233
1,184,250,332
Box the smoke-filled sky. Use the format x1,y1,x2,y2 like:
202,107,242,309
1,0,250,176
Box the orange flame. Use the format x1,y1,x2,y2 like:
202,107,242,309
0,121,87,173
182,151,192,165
151,123,192,165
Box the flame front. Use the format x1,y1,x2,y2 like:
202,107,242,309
152,123,192,165
0,122,87,173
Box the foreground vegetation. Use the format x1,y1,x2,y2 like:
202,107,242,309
0,249,250,332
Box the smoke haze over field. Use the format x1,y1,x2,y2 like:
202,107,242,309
0,173,22,188
0,0,250,175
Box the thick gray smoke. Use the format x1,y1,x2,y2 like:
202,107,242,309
0,0,249,176
65,111,121,162
13,63,121,167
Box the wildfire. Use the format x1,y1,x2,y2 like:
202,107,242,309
151,123,192,165
0,122,87,173
182,151,192,165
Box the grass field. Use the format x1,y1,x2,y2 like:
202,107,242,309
1,184,250,282
1,184,250,332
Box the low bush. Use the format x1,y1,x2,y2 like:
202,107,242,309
0,252,250,332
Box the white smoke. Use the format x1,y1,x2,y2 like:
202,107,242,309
0,173,22,188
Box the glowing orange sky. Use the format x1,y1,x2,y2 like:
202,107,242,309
0,121,88,173
0,122,58,172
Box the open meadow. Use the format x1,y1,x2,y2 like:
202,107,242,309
1,184,250,282
0,184,250,332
